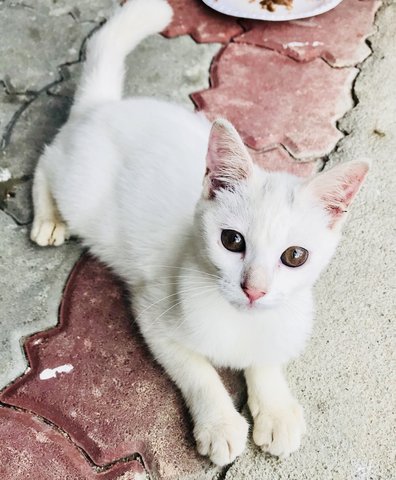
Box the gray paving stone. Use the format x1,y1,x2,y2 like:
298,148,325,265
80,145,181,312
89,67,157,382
41,0,114,23
125,35,220,109
225,3,396,479
332,0,396,165
1,178,33,225
0,84,26,143
51,34,221,110
0,93,71,224
0,1,92,92
0,211,81,389
0,92,71,178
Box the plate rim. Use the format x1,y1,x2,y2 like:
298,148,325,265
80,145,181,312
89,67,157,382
201,0,345,21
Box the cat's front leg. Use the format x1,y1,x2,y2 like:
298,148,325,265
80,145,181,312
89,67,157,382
147,339,249,466
245,365,306,458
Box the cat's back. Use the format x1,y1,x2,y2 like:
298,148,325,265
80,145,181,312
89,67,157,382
49,97,210,276
112,97,210,222
76,96,209,183
114,97,210,186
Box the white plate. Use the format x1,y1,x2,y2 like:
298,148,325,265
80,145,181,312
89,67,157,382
201,0,344,21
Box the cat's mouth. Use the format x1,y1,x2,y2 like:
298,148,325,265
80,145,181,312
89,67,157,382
228,296,277,312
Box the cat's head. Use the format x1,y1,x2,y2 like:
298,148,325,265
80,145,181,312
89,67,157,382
194,119,369,311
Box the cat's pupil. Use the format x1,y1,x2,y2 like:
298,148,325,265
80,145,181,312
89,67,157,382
281,246,308,268
221,230,246,253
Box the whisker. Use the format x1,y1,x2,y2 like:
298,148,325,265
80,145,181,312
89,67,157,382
150,279,215,287
173,289,217,333
135,284,215,322
151,286,216,326
151,275,216,281
141,264,221,280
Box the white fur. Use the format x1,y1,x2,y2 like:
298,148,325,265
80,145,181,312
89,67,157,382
30,0,369,466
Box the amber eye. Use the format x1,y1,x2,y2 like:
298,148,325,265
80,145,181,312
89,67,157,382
221,230,246,253
281,246,309,268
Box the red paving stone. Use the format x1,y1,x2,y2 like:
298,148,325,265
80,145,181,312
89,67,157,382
192,43,357,159
1,255,245,480
236,0,381,67
163,0,243,43
0,407,145,480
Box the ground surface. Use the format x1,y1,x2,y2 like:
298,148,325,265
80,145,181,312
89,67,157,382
0,0,395,479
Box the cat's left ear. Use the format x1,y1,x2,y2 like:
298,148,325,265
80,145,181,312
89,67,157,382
203,119,253,199
305,159,370,228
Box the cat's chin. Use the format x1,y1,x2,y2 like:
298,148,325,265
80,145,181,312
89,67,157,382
227,297,279,313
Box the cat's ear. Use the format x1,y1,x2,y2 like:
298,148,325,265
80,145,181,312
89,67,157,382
305,159,370,228
203,119,253,199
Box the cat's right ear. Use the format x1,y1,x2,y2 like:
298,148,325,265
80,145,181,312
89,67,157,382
203,119,253,199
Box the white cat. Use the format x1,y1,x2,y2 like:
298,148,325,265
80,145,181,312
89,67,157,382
30,0,369,467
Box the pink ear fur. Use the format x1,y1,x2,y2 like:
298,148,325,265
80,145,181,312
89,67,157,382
204,119,253,199
306,159,370,228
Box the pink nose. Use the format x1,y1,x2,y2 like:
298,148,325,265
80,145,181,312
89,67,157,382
242,285,266,303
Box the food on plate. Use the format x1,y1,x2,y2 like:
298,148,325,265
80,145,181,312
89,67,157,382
256,0,293,12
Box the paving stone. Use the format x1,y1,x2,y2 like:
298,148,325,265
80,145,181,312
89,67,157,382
248,146,320,176
0,83,28,143
0,93,71,178
192,44,357,159
0,0,114,94
0,92,71,224
334,0,396,156
51,35,221,111
43,0,114,23
236,0,381,67
0,1,94,92
1,178,33,225
0,211,81,389
163,0,243,43
124,35,220,108
1,255,246,480
0,407,146,480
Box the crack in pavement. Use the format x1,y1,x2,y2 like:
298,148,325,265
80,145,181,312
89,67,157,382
0,400,148,476
331,3,383,159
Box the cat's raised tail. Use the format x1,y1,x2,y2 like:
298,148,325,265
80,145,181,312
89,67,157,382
72,0,173,115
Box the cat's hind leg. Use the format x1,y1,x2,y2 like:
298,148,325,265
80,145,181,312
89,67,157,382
31,159,68,247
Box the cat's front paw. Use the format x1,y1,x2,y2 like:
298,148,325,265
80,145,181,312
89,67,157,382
252,401,306,458
31,219,68,247
194,411,249,466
